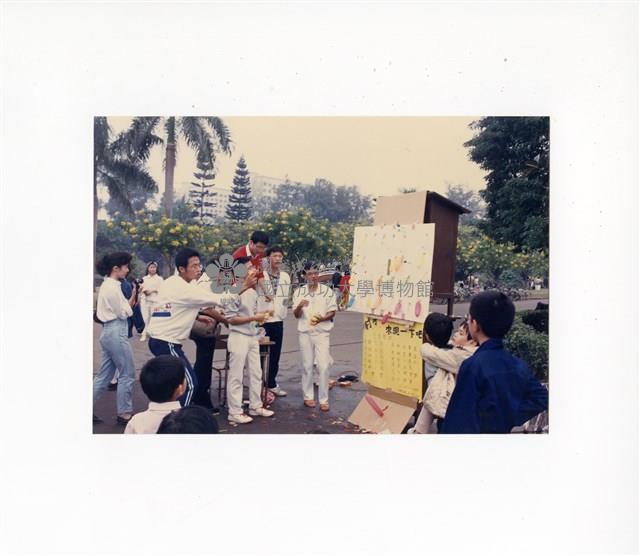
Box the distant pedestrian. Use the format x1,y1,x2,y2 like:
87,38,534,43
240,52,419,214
331,264,343,305
139,261,164,342
338,269,351,310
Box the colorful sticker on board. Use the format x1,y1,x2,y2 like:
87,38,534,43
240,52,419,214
415,300,422,318
393,300,402,315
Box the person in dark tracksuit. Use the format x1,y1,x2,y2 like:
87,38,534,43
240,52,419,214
145,248,256,407
191,270,229,412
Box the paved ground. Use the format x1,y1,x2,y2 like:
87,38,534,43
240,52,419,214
92,298,547,434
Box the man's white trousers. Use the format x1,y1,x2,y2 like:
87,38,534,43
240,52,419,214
227,332,263,416
299,331,332,404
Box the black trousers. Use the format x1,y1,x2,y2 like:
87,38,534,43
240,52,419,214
192,335,217,409
262,321,284,389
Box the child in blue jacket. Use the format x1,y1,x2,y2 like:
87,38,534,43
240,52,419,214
439,291,548,434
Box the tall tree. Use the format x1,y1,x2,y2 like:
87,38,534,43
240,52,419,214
464,117,549,250
188,152,217,225
267,179,306,213
104,183,155,216
116,117,233,217
173,195,199,223
444,184,486,224
93,117,158,247
226,155,252,222
268,177,373,223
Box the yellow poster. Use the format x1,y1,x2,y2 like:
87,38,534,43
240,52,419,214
361,315,424,400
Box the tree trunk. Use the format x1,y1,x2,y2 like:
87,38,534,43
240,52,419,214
161,251,173,278
164,143,176,217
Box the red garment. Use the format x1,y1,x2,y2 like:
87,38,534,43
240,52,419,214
232,243,265,279
339,274,351,293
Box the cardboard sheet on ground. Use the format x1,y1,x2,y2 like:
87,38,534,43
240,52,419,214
348,386,417,434
347,223,435,323
361,316,424,400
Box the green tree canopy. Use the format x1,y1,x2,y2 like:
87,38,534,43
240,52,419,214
268,178,372,223
94,117,159,250
189,151,217,225
444,184,485,224
114,116,232,217
465,117,549,250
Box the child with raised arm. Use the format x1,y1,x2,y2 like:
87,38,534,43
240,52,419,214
409,317,477,434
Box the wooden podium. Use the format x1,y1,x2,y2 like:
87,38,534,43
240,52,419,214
348,190,469,433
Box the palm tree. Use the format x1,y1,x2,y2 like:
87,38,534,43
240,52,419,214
123,117,233,217
93,117,160,248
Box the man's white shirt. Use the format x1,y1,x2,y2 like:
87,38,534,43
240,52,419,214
257,270,290,323
293,283,337,334
146,275,233,344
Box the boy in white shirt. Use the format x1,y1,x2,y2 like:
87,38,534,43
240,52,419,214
125,355,186,434
293,262,337,411
225,282,275,424
146,248,256,407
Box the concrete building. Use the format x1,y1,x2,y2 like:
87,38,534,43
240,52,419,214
249,173,283,202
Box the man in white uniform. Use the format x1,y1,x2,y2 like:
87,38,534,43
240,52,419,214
293,262,337,411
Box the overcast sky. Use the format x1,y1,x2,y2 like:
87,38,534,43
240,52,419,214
107,116,487,201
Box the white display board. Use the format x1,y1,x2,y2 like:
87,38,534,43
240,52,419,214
347,223,435,323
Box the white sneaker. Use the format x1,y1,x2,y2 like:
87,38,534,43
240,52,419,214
228,413,253,424
269,386,288,397
248,407,274,418
139,335,147,342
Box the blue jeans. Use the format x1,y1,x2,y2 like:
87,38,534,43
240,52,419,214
148,338,197,407
93,319,136,415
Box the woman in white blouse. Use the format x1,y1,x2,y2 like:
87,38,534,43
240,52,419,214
93,252,139,425
139,261,164,342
